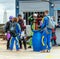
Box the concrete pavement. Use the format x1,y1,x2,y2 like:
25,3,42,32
0,40,60,59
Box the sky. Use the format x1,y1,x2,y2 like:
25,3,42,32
0,0,15,24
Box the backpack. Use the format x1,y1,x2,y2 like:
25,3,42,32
47,16,54,29
10,22,17,37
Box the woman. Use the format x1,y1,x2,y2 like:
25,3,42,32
9,17,21,51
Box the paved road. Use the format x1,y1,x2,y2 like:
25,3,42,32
0,40,60,59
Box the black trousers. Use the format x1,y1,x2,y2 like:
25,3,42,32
19,37,27,50
7,39,10,49
51,39,57,46
54,40,57,45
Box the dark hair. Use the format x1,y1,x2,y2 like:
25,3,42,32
37,14,44,18
37,14,40,18
18,14,22,17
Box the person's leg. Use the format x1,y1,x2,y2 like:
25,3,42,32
8,38,10,49
9,37,14,50
28,38,32,48
19,40,22,49
47,30,52,51
51,39,54,46
23,37,27,50
54,40,57,45
51,32,54,46
7,40,9,49
15,37,20,51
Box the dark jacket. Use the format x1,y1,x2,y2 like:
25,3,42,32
18,19,26,31
5,21,12,32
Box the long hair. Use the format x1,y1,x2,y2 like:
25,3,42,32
13,17,17,22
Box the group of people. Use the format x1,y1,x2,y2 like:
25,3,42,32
4,15,27,51
4,10,57,52
28,10,57,52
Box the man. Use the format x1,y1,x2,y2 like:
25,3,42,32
38,12,48,52
28,13,38,48
18,14,27,50
4,16,13,50
44,10,53,52
40,10,54,52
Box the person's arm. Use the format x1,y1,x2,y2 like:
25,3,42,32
28,15,34,21
28,15,32,20
21,20,26,30
17,23,21,34
41,17,48,29
22,20,24,26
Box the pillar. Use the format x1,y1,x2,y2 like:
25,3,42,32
16,0,19,17
49,0,54,16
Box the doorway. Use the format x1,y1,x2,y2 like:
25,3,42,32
23,12,44,25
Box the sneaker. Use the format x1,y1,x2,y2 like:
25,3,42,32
47,50,50,53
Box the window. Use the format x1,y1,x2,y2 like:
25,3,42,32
23,12,44,25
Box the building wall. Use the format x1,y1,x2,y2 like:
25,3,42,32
54,1,60,24
54,1,60,10
19,1,49,16
54,1,60,44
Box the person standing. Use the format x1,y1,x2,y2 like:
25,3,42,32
28,14,38,48
39,13,48,52
9,17,21,51
18,14,27,50
44,10,53,52
4,16,13,50
51,16,57,46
